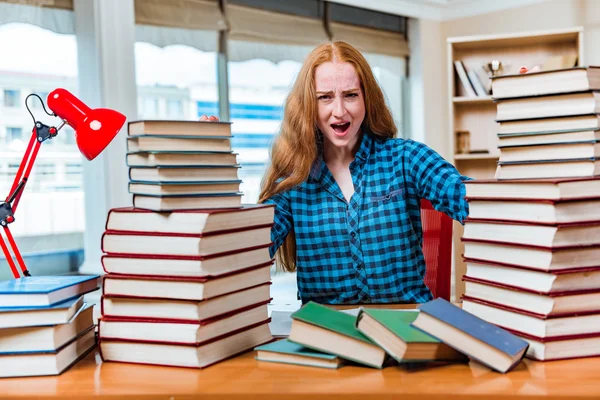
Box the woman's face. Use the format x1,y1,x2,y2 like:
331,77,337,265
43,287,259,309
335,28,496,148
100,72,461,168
314,61,366,153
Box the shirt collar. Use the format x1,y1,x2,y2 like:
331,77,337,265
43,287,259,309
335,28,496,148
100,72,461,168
309,130,373,182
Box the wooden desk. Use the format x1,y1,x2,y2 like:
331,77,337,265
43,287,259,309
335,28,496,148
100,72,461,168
1,348,599,399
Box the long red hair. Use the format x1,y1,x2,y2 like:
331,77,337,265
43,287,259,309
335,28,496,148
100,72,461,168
259,41,397,272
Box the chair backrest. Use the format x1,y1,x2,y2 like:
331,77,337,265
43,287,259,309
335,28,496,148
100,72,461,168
420,199,453,301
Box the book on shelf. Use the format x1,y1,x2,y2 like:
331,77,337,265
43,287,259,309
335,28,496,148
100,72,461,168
99,322,273,369
101,225,272,257
411,298,529,373
464,258,600,294
498,114,600,135
466,197,600,224
0,296,83,329
288,301,387,369
101,244,272,277
355,308,466,363
454,60,477,97
495,91,600,122
127,136,232,153
465,177,600,200
133,193,243,211
0,275,100,307
491,66,600,100
496,158,600,179
463,276,600,317
99,303,269,345
128,120,232,137
128,166,240,183
129,181,242,196
463,219,600,247
462,296,600,340
0,328,96,378
254,339,344,369
0,305,93,353
101,283,271,321
127,151,238,167
102,263,272,301
462,239,600,271
498,140,600,163
504,327,600,361
467,69,489,97
498,129,600,147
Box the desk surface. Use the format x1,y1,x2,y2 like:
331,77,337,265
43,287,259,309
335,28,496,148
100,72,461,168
0,348,599,400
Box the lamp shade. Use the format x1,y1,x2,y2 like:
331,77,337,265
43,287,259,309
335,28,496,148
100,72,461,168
46,89,126,160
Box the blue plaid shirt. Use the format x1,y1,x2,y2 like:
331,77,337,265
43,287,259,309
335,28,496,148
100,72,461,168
264,132,470,304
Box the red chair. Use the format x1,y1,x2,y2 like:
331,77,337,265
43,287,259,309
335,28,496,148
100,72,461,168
420,199,453,301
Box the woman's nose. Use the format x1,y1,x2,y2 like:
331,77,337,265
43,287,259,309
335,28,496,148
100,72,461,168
331,98,346,118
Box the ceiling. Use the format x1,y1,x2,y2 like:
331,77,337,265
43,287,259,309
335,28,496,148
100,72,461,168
325,0,550,21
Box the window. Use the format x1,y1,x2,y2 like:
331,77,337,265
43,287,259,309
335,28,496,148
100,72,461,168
0,23,82,262
3,89,20,107
5,127,23,143
167,99,183,118
134,42,218,122
142,97,159,117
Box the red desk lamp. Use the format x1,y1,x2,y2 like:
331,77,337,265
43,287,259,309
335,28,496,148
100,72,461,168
0,89,126,278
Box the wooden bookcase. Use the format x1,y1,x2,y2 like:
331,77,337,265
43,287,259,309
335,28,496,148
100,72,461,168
447,27,584,301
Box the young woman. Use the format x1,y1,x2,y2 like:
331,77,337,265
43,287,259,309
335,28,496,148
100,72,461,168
203,41,470,304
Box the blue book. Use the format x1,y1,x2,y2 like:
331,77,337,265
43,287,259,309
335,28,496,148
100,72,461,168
411,298,529,373
255,339,344,369
0,275,100,308
0,296,84,329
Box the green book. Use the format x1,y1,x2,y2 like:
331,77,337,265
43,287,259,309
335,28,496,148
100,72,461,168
254,339,344,369
356,308,467,363
288,301,387,368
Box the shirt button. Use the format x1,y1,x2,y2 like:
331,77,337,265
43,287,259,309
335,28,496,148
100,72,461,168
351,231,356,237
356,263,363,270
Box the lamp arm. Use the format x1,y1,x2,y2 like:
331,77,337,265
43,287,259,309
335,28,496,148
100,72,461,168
0,121,57,278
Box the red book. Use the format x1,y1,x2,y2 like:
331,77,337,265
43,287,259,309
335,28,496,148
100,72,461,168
462,275,600,317
464,176,600,200
101,283,272,322
101,224,272,257
99,302,270,345
102,263,272,301
101,243,272,278
105,204,275,234
463,258,600,293
462,238,600,271
463,218,600,248
99,321,273,369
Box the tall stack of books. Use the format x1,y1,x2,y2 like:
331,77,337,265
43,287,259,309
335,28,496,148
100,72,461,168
460,66,600,361
0,275,99,377
98,120,275,368
126,120,243,211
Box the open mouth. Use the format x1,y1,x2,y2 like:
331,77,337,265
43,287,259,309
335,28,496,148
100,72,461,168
331,122,351,135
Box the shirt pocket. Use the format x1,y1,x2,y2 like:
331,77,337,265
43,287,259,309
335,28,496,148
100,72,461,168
370,188,404,204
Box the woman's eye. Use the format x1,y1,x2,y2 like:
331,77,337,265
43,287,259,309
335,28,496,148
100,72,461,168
318,95,330,100
346,93,358,98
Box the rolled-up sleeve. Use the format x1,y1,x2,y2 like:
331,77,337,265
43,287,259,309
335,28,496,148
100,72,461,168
406,140,471,223
263,189,294,258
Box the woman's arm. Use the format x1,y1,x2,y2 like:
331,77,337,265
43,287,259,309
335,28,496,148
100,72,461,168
406,140,471,223
263,189,294,258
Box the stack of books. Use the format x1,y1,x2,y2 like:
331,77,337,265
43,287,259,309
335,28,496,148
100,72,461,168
98,205,276,368
461,66,600,361
0,275,100,377
256,300,529,373
127,120,243,211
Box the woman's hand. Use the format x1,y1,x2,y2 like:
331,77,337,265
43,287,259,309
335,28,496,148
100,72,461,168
200,114,220,121
519,65,541,74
